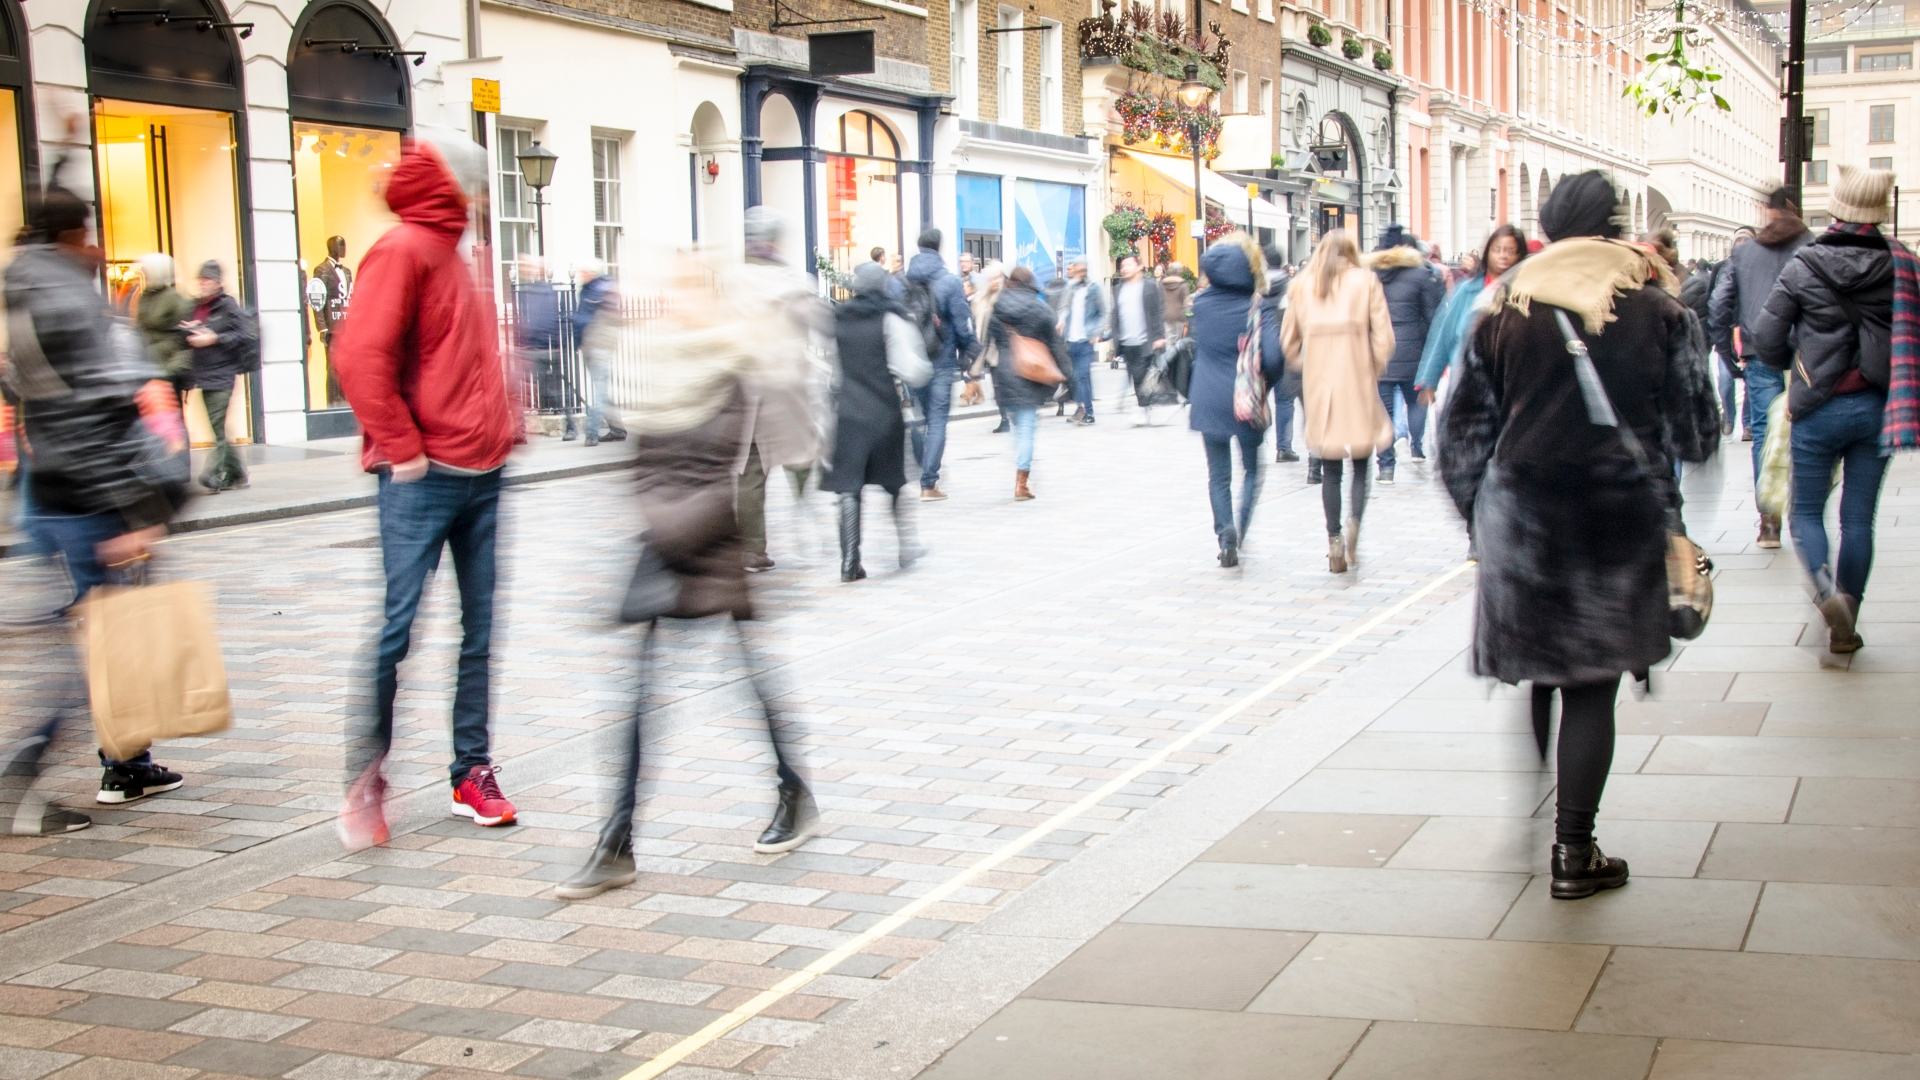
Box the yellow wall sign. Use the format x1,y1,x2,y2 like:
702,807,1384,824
471,78,500,114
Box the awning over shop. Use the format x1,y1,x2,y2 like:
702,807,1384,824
1118,148,1289,232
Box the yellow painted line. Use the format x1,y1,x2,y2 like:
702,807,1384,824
619,559,1476,1080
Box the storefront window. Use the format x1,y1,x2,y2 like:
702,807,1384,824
293,122,400,410
1013,179,1084,288
0,88,22,276
93,98,247,448
825,111,902,279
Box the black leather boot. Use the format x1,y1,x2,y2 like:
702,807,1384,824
754,784,817,854
1551,841,1629,900
1217,529,1238,568
1305,457,1323,485
555,831,637,899
891,492,926,570
837,494,866,582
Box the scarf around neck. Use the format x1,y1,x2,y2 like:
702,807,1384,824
1830,221,1920,450
1502,236,1673,334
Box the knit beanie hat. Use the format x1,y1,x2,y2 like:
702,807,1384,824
1830,164,1894,225
197,259,224,283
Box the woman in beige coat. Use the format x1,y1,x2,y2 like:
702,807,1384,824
1281,230,1395,573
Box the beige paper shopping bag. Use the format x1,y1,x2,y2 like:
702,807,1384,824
81,580,232,761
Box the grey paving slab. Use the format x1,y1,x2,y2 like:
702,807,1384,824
1321,732,1656,773
1022,924,1311,1011
1789,778,1920,827
1758,699,1916,738
1698,824,1920,885
1727,671,1920,703
1744,883,1920,961
1609,701,1767,737
917,1000,1367,1080
1645,1039,1920,1079
1643,734,1920,778
1246,933,1608,1029
1195,812,1425,867
1331,1022,1656,1080
1123,863,1528,938
1266,768,1551,818
1573,775,1797,823
1577,947,1920,1053
1493,876,1761,950
1386,816,1715,878
1365,699,1535,734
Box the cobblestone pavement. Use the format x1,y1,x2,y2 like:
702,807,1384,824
1,371,1480,1080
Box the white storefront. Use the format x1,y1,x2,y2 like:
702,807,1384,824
20,0,470,445
935,119,1102,285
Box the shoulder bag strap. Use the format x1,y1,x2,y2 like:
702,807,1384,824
1551,308,1659,485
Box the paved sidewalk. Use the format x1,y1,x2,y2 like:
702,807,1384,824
780,449,1920,1080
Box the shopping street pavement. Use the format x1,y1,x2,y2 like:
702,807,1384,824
1,372,1915,1080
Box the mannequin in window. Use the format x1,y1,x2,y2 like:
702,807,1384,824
306,236,353,404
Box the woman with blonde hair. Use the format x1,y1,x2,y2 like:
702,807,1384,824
968,262,1008,430
1282,229,1395,573
1186,232,1283,566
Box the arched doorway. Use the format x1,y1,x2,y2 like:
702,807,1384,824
87,0,256,450
688,101,732,249
1310,110,1369,244
287,0,411,432
1518,165,1533,234
1647,186,1673,236
823,110,903,280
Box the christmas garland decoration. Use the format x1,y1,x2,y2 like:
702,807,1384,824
1080,1,1233,91
1115,89,1222,161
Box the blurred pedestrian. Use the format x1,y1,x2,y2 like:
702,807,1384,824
515,256,575,440
1160,260,1191,341
826,261,932,582
1439,170,1719,900
1367,224,1446,481
1283,230,1394,573
958,251,984,299
557,252,819,899
184,260,259,493
1189,234,1283,568
332,132,521,848
735,209,827,574
904,229,978,501
970,261,1010,433
571,260,628,447
1111,253,1168,421
135,253,194,399
3,184,191,833
1054,257,1107,426
1711,188,1811,547
988,265,1067,502
1261,243,1300,463
1415,224,1529,404
1751,165,1912,653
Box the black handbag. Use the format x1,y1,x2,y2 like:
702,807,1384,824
618,542,679,624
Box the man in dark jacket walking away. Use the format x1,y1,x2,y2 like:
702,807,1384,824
185,261,259,492
1110,253,1168,421
332,133,521,849
904,229,978,501
1711,188,1811,548
1750,166,1906,655
4,185,192,834
1367,226,1446,483
1261,244,1302,462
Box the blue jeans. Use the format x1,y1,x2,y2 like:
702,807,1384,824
1271,383,1296,454
911,363,955,489
1010,405,1037,472
1788,391,1890,601
1377,380,1426,467
1717,356,1741,430
367,467,502,785
1745,362,1785,485
1067,340,1096,416
1203,431,1263,544
584,356,623,438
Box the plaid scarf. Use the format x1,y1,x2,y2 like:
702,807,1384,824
1830,221,1920,449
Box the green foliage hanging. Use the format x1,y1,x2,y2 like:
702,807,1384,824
1623,1,1732,117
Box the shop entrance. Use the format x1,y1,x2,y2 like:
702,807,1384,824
824,111,904,281
92,99,248,449
1314,203,1349,240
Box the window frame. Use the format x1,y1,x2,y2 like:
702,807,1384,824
1869,103,1896,143
1858,50,1913,73
952,0,979,119
591,133,623,279
996,6,1023,127
1806,159,1829,185
495,123,537,284
1811,107,1830,146
1040,19,1063,133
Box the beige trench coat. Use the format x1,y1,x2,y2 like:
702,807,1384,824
1281,266,1396,460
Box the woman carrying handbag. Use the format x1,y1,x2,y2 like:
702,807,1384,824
988,266,1068,502
1187,234,1284,567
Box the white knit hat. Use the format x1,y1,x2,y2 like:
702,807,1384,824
1830,164,1895,225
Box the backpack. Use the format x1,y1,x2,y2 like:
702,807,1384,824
1801,256,1892,390
902,278,942,356
235,306,263,374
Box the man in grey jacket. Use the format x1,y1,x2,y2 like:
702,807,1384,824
1710,188,1811,548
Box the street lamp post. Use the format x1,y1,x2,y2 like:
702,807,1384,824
1177,63,1212,257
516,140,559,258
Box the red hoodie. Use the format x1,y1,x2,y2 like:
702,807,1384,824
332,140,516,474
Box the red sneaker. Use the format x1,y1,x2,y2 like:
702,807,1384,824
338,767,390,850
451,765,516,827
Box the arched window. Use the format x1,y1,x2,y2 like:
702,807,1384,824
825,111,904,279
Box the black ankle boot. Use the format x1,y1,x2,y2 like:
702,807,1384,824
1217,530,1238,568
837,494,866,582
754,784,817,854
555,832,637,899
1306,459,1323,485
1551,841,1629,900
891,493,926,570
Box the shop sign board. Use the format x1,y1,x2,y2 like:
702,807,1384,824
472,78,500,114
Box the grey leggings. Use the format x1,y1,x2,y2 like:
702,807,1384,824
1320,457,1371,537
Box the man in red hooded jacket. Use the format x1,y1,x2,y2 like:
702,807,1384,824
331,132,519,848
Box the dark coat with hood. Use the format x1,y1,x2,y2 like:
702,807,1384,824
1368,244,1447,382
1709,215,1811,361
1750,226,1895,420
1439,245,1720,686
988,279,1069,409
906,249,979,369
187,291,260,387
1187,243,1283,440
4,245,190,531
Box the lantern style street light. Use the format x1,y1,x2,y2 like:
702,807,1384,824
516,140,559,257
1177,63,1212,255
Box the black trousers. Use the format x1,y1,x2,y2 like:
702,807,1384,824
1542,676,1622,846
1319,457,1371,537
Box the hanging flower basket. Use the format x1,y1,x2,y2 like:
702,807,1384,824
1115,88,1222,161
1203,205,1234,244
1147,212,1178,262
1103,204,1152,260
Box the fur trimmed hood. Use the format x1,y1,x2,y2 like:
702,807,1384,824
1366,246,1429,272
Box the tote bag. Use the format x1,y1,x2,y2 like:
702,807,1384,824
82,580,232,760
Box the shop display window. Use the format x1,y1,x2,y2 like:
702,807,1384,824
93,99,246,448
0,88,22,277
825,111,902,279
293,122,400,410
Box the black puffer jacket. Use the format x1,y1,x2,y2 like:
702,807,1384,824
988,281,1068,409
188,292,260,386
4,245,189,530
1751,227,1894,419
1368,245,1447,381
